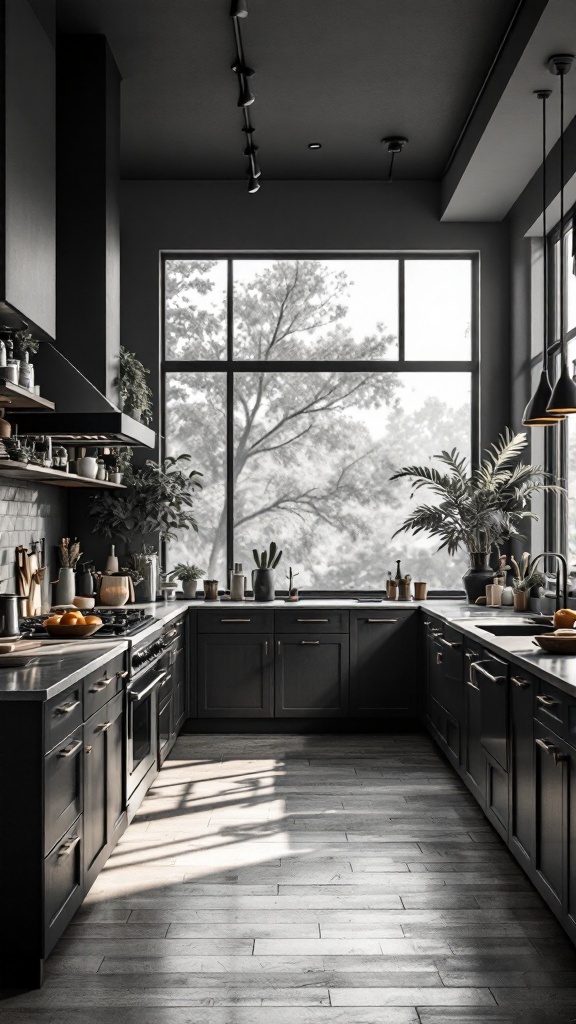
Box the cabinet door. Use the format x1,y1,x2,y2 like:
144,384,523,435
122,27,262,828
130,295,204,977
172,644,188,732
509,671,535,867
275,634,349,717
83,692,126,890
566,741,576,937
198,633,274,717
463,650,486,807
44,726,84,855
474,653,508,770
534,722,565,914
350,612,417,716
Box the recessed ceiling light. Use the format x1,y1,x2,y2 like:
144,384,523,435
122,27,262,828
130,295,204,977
308,142,322,149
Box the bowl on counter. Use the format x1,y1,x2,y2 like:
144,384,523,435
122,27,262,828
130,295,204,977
44,623,103,639
533,632,576,655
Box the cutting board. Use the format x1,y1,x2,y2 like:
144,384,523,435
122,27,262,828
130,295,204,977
0,640,42,654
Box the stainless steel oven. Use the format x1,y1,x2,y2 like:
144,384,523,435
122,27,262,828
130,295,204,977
126,628,166,818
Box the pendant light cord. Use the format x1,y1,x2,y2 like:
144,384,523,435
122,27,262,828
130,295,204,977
560,68,566,364
542,92,548,371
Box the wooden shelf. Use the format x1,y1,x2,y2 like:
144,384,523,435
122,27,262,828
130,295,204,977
0,460,126,488
0,380,55,410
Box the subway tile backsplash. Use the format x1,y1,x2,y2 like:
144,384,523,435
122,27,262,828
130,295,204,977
0,481,68,592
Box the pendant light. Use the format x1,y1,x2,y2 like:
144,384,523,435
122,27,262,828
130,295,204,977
523,90,565,425
547,54,576,414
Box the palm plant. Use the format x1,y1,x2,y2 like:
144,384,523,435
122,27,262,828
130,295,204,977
390,429,562,557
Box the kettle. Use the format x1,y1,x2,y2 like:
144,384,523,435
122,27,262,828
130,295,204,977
0,594,20,638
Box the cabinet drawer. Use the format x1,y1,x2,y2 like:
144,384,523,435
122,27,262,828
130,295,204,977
275,610,349,633
44,817,83,955
44,726,83,855
45,684,83,753
164,615,186,645
472,651,509,771
197,610,274,633
84,653,127,719
535,680,565,731
158,667,174,703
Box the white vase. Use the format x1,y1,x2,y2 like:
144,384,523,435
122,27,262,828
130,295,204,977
53,567,75,606
77,456,98,479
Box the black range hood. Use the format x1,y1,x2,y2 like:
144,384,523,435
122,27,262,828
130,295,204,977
11,343,155,447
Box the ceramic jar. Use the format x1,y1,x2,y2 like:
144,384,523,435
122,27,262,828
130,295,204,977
77,455,98,479
53,567,75,606
99,576,130,607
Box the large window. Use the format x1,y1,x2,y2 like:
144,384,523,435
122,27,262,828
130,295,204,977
163,256,477,592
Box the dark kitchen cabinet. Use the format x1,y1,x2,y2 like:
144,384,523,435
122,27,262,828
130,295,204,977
474,651,509,770
350,611,417,717
83,691,126,891
198,633,274,717
275,634,349,717
172,641,188,731
44,725,83,855
533,721,565,914
509,671,535,868
463,646,486,807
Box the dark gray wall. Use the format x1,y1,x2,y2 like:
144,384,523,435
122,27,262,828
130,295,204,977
4,0,56,337
0,480,67,594
120,179,511,456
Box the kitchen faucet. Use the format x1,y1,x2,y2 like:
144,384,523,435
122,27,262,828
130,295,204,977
528,552,568,611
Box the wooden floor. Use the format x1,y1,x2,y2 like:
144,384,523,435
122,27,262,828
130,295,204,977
2,732,576,1023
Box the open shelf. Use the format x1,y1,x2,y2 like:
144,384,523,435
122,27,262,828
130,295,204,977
0,460,126,488
0,380,55,410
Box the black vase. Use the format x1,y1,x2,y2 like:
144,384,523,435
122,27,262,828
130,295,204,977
462,553,494,605
253,568,275,602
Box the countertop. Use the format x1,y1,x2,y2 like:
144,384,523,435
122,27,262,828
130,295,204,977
0,640,129,701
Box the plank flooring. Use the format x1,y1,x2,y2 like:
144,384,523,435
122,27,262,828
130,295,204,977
2,732,576,1023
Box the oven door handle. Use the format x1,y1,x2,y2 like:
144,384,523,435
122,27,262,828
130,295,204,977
129,670,167,703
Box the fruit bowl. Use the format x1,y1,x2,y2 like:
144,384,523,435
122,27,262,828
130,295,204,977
533,633,576,655
44,623,104,638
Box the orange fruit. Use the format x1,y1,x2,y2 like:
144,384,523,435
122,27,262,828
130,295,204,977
84,615,102,625
553,608,576,629
61,610,83,625
44,614,62,625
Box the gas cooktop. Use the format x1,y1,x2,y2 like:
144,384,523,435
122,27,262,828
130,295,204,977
19,608,156,640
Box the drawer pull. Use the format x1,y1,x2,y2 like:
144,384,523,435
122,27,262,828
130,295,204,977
297,618,329,623
264,640,268,657
55,699,80,715
129,670,167,703
57,738,83,759
512,676,530,688
96,721,112,732
536,693,561,708
89,674,112,693
301,640,320,645
117,670,129,679
471,662,505,685
535,736,567,765
220,618,251,623
438,637,461,650
464,652,479,661
436,651,443,665
466,679,480,691
57,834,80,858
367,618,397,623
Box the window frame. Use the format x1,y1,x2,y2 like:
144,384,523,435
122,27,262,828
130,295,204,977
161,251,480,593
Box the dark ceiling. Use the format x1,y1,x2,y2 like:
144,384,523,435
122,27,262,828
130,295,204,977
56,0,520,181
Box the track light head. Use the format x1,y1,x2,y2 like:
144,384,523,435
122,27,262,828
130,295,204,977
247,174,260,193
230,0,248,17
244,144,261,177
232,63,255,106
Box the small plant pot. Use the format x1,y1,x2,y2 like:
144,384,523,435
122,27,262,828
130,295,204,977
109,472,123,485
182,579,198,599
513,589,530,612
252,567,275,602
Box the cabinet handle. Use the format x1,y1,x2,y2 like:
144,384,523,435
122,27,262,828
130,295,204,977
129,670,167,702
470,662,506,685
165,628,178,640
96,721,112,732
297,618,329,623
536,693,561,708
367,618,397,623
55,699,80,715
464,652,479,661
512,676,530,688
57,834,80,858
438,637,461,650
535,736,567,765
85,745,92,754
89,674,112,693
430,630,442,637
301,640,320,645
117,670,129,679
466,679,480,692
264,640,268,657
57,738,83,759
436,651,443,665
220,618,251,623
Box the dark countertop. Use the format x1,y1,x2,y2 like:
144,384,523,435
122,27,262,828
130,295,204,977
0,640,129,701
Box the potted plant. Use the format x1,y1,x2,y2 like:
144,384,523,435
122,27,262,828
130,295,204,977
252,542,283,602
13,329,39,390
116,346,153,424
510,553,546,612
166,563,206,599
105,446,133,484
391,429,562,604
89,455,203,601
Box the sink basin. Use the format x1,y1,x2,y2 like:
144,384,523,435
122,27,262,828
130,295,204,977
476,623,554,637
